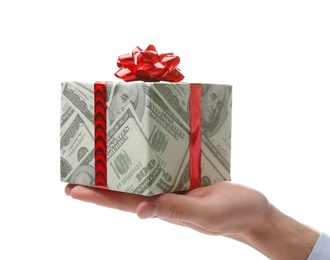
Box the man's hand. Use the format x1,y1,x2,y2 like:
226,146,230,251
65,181,319,260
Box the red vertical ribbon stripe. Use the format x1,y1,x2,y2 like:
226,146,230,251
189,84,202,189
94,82,108,189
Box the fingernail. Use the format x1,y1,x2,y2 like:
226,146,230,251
141,203,158,219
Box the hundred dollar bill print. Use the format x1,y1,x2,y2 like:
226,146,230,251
201,84,232,181
60,81,232,195
106,82,190,195
60,82,95,184
151,82,232,182
106,105,165,195
137,84,190,194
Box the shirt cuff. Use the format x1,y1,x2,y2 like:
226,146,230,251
308,232,330,260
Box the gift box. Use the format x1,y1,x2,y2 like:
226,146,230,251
60,45,232,196
60,81,232,195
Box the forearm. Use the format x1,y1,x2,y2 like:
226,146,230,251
227,205,320,260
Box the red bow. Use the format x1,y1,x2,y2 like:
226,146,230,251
115,45,184,82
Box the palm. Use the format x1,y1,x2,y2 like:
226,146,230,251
142,182,270,235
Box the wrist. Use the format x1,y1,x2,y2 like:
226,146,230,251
228,204,320,260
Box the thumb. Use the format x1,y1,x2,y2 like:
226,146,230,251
137,193,206,221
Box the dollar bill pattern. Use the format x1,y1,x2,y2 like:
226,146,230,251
138,84,190,194
106,105,165,195
151,82,232,184
60,81,232,195
60,82,95,184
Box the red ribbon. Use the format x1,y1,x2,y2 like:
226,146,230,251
94,82,108,189
115,45,185,82
189,84,202,189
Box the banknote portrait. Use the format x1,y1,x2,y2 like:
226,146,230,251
202,84,231,138
108,82,146,125
60,157,73,179
69,165,95,186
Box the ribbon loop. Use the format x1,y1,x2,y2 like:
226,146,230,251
115,44,184,82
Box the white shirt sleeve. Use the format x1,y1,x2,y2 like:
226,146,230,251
308,233,330,260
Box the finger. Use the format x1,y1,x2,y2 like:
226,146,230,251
136,192,208,223
69,185,147,213
64,184,76,195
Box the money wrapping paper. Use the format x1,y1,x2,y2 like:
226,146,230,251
60,81,232,196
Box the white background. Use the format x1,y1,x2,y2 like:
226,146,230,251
1,0,330,259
